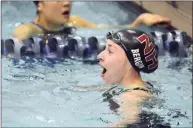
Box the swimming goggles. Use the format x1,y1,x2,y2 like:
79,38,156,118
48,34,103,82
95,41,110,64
106,31,128,52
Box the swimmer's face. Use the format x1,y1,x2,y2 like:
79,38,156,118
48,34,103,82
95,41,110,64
98,40,131,84
38,1,72,24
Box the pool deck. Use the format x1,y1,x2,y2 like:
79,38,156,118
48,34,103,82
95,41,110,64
132,1,192,37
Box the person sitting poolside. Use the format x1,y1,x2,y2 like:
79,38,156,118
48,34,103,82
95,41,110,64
98,29,171,127
12,1,171,40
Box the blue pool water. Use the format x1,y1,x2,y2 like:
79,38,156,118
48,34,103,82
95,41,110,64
2,1,192,127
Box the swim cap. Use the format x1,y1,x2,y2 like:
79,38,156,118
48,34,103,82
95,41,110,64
106,29,158,73
33,1,39,6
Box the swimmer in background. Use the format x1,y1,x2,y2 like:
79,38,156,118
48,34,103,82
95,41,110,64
98,29,170,127
12,1,171,40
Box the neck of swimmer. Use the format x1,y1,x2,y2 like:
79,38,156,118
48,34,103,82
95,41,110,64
120,69,145,89
35,15,65,32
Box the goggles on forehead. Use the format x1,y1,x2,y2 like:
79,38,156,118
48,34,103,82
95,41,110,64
106,31,128,51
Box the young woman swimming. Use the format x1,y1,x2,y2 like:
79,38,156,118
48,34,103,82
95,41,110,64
98,29,170,127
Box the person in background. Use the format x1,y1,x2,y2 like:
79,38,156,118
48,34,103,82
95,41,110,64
12,1,171,40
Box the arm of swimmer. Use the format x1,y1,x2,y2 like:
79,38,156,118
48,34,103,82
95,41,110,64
12,23,39,40
109,91,151,127
104,13,171,29
69,15,135,29
70,13,171,29
69,15,98,28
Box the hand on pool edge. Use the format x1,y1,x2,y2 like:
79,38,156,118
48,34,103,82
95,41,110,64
131,13,172,28
95,13,172,29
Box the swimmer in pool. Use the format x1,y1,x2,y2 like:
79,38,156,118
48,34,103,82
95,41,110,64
12,1,171,40
97,29,163,127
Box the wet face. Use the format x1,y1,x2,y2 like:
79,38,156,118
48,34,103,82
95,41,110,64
38,1,72,24
98,40,131,84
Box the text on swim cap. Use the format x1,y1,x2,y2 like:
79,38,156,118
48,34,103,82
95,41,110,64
131,49,145,69
136,34,158,70
145,49,158,70
136,34,154,55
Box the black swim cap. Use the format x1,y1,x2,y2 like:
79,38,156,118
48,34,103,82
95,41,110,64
106,29,158,73
33,1,39,6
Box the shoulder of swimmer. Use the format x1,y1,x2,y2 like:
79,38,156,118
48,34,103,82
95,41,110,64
120,88,152,104
117,90,151,125
12,23,42,40
69,15,97,28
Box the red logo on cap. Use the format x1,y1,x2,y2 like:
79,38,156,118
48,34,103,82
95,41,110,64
136,34,158,70
136,34,154,55
145,49,158,70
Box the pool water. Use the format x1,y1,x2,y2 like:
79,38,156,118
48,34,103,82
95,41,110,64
2,1,192,127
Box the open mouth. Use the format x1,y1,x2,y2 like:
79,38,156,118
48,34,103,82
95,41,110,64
100,66,107,78
102,68,107,74
62,11,70,16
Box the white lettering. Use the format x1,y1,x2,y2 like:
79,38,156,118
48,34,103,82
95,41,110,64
131,49,139,54
135,61,144,69
134,57,141,62
133,53,140,58
131,49,144,69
